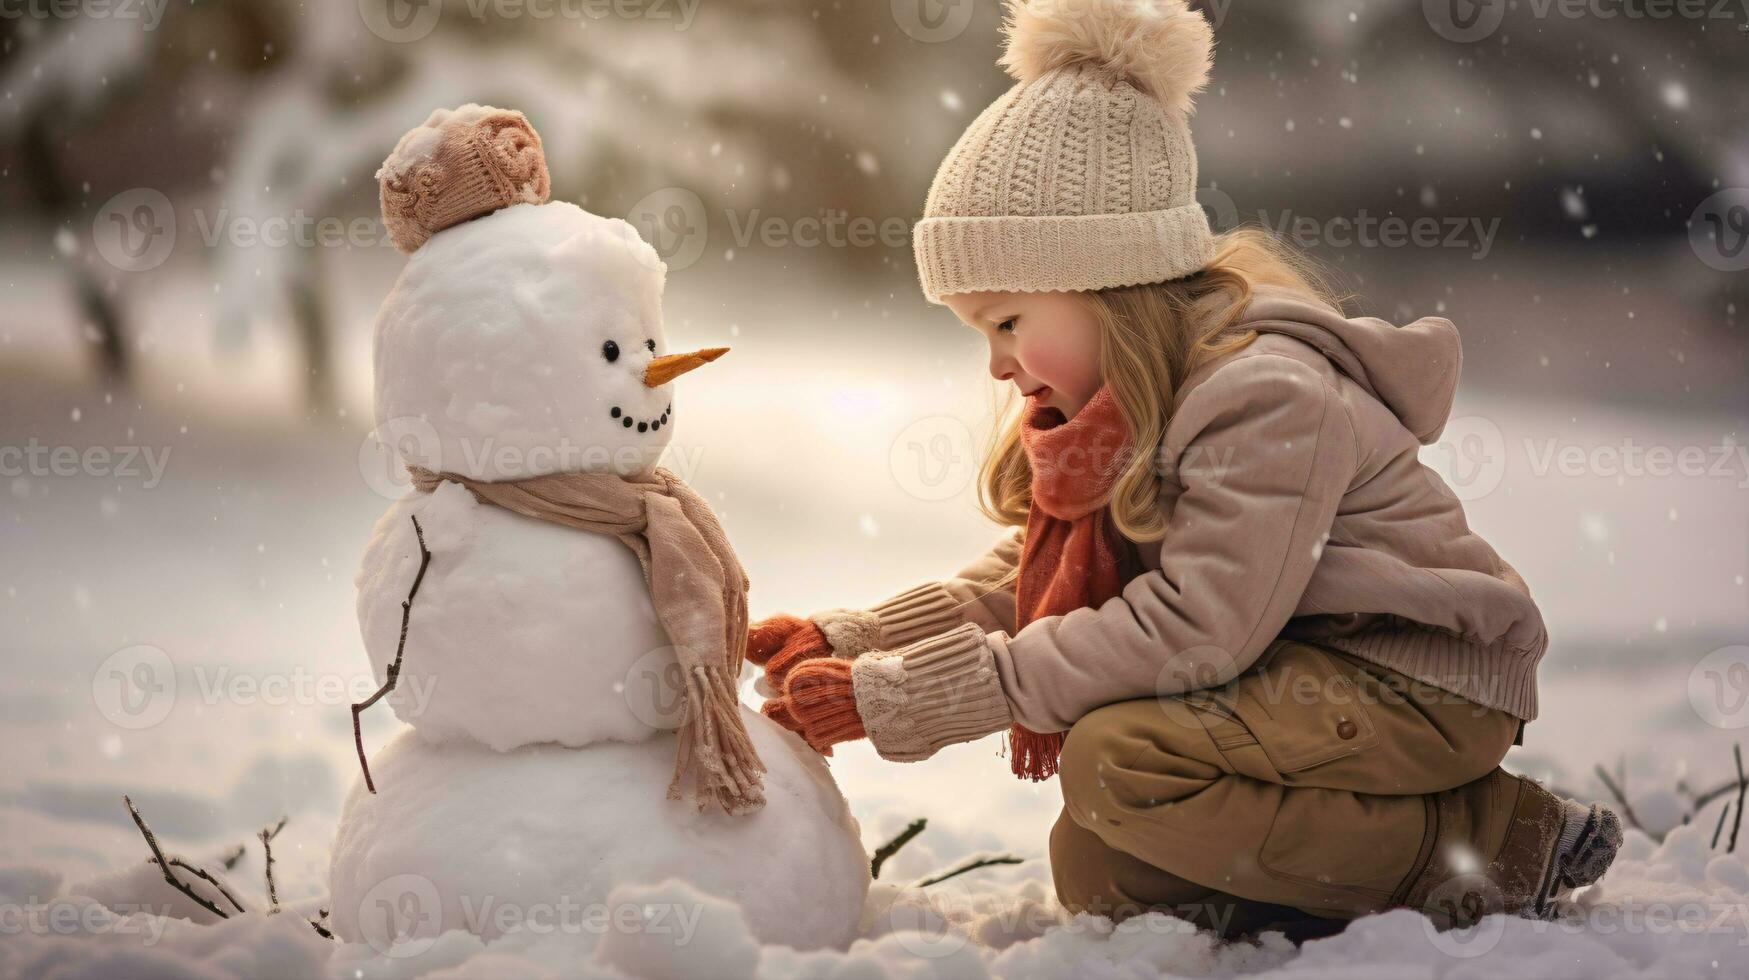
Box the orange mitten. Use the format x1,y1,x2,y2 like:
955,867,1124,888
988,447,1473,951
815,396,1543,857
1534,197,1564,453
763,658,866,756
746,614,835,691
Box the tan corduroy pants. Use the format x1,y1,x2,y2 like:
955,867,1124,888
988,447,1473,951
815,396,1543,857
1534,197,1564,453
1051,640,1523,938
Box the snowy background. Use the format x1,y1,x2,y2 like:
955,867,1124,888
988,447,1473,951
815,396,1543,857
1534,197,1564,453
2,1,1747,977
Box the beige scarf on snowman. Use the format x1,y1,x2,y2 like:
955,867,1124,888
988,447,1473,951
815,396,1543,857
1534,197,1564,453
407,464,766,816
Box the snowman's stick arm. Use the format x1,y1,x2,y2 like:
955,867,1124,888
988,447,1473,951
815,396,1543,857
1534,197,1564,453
351,515,433,794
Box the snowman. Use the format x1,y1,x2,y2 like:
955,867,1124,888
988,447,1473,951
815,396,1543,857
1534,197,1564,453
329,105,869,954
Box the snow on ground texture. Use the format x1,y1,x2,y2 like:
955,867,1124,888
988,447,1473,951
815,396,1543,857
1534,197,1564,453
6,818,1748,978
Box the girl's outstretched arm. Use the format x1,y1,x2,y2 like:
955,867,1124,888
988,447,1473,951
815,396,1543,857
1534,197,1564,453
803,526,1024,659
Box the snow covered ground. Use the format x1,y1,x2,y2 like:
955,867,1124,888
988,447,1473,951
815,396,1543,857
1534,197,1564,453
2,243,1747,977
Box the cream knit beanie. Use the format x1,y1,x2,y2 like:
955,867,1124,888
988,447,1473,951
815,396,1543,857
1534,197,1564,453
913,0,1217,303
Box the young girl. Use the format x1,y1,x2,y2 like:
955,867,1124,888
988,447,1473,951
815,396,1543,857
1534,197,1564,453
749,0,1620,938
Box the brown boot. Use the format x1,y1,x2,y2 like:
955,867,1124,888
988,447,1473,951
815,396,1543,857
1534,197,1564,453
1402,771,1623,926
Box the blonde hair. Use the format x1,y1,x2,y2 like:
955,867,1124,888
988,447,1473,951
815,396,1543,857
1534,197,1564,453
977,227,1347,544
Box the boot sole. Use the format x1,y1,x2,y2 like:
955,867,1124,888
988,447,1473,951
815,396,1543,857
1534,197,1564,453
1533,804,1623,917
1558,804,1623,891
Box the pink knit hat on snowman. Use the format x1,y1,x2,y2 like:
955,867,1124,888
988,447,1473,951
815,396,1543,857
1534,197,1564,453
376,104,552,254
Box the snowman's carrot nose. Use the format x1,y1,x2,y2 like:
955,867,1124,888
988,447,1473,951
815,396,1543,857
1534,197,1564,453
644,347,728,387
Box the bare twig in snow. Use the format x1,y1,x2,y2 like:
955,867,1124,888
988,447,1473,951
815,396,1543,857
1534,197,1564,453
124,799,334,941
1729,744,1746,854
915,854,1025,888
259,816,288,913
167,858,246,915
1687,777,1744,811
221,844,246,870
352,514,432,794
871,818,927,880
1713,801,1731,849
123,795,231,920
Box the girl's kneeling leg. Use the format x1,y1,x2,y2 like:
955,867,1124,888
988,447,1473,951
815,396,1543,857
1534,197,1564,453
1049,806,1347,942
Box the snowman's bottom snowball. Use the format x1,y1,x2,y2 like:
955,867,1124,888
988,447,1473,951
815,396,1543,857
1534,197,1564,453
328,707,869,953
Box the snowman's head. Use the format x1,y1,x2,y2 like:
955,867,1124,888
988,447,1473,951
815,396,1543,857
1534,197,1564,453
372,105,725,480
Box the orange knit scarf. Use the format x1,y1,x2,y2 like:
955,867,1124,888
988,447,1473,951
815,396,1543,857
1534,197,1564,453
1009,385,1141,780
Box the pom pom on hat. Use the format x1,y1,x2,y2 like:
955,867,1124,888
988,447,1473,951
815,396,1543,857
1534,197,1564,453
377,104,552,254
998,0,1214,115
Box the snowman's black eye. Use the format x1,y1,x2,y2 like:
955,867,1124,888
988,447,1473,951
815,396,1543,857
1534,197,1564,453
601,340,620,363
645,339,656,352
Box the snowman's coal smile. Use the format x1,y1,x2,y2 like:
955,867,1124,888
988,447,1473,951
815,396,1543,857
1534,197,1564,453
609,401,672,434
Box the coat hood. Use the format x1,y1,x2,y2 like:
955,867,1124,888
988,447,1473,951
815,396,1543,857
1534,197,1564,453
1232,286,1462,445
